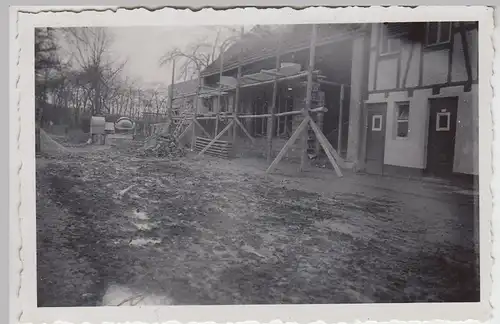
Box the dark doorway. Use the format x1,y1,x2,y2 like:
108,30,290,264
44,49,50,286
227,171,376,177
365,103,388,175
252,96,268,137
426,97,458,177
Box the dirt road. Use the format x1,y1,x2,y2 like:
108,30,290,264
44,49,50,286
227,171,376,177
36,139,479,306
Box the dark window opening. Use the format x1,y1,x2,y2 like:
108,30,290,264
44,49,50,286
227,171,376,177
380,23,406,55
426,22,452,47
436,112,451,131
396,102,410,138
372,115,382,131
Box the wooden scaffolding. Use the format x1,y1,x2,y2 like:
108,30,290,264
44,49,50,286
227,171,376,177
168,24,346,177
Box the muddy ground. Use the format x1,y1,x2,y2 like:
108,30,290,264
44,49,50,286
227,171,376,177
36,136,479,307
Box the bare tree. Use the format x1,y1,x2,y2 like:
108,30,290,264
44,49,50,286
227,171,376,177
35,27,61,152
159,26,242,82
62,27,127,116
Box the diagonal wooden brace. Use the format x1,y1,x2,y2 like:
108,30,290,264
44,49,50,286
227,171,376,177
309,119,343,177
193,118,211,138
177,122,193,141
266,116,310,174
308,118,346,169
234,117,255,144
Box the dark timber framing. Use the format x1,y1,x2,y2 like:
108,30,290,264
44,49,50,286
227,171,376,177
459,22,474,92
372,24,380,90
447,23,457,83
371,22,477,95
402,42,415,88
396,40,402,89
368,79,478,95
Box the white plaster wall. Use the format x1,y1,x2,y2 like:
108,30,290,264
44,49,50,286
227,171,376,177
376,58,398,90
451,29,478,82
453,84,479,175
399,43,421,88
368,26,478,91
366,84,478,175
368,51,377,91
468,29,479,80
367,91,429,169
422,50,449,86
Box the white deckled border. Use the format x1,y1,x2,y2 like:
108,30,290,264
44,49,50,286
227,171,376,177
9,5,496,324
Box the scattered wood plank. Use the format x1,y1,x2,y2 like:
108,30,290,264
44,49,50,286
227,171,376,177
194,137,232,158
197,120,235,157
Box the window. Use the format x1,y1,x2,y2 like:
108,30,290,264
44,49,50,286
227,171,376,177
396,102,410,138
436,112,451,131
425,22,452,47
380,24,403,55
372,115,383,131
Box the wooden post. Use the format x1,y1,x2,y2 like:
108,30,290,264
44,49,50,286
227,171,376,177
337,84,345,155
314,109,324,155
215,49,224,138
300,24,317,172
191,79,201,150
167,59,175,134
266,39,282,162
232,26,244,145
276,90,282,136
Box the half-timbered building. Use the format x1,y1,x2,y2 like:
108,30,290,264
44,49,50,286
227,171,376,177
169,23,478,179
352,22,478,179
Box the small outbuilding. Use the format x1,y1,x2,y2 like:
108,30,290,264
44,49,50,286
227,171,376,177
90,116,106,145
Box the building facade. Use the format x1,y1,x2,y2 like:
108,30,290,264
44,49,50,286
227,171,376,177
349,22,479,178
174,23,478,179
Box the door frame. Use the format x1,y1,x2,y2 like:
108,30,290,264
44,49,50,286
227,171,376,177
424,96,459,176
364,103,388,174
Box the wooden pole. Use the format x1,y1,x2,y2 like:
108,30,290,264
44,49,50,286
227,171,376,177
215,49,224,138
277,90,282,136
300,24,318,172
167,59,176,134
232,26,244,145
178,122,193,141
191,78,201,150
266,37,282,162
337,84,345,156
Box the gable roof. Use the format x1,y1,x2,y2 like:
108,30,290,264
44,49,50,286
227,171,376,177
201,24,366,77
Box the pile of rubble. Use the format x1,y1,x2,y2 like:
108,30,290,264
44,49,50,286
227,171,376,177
140,133,186,158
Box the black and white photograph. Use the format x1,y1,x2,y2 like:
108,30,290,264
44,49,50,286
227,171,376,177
10,5,494,324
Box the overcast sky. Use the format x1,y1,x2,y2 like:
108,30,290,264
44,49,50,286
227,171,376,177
107,26,247,89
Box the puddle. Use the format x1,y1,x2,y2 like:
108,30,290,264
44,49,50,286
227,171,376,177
101,284,174,306
124,209,161,231
124,209,149,220
134,222,159,231
129,238,161,246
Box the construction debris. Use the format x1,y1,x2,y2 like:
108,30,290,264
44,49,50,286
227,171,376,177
140,133,186,158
